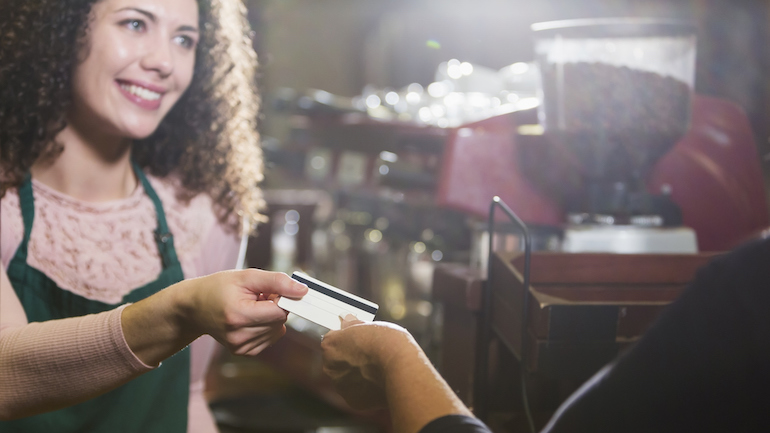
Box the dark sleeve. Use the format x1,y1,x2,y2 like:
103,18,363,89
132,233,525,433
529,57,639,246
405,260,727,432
542,238,770,433
419,415,492,433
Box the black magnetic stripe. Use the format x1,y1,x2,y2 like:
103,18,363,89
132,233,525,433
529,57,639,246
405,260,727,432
292,274,378,315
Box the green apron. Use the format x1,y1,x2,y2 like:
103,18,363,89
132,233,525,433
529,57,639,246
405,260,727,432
2,163,189,432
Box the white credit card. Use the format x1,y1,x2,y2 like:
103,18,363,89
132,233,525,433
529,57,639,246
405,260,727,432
278,272,379,331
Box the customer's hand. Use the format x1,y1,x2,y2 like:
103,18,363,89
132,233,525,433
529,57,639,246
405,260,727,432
320,316,420,410
322,316,474,433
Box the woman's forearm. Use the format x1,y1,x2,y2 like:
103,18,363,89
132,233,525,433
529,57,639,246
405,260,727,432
0,271,201,420
121,278,201,367
0,307,153,420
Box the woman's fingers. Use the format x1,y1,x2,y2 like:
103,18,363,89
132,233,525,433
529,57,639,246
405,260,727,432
237,269,308,299
223,322,287,355
241,299,290,322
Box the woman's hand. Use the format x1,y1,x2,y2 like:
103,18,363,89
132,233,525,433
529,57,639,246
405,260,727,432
123,269,307,366
184,269,307,355
320,316,419,410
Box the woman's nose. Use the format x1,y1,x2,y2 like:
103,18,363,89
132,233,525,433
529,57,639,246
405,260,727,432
140,41,174,78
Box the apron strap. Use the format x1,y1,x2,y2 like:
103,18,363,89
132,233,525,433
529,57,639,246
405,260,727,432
17,173,35,243
132,161,180,270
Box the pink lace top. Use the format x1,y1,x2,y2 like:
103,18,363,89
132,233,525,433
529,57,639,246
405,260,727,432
0,174,241,432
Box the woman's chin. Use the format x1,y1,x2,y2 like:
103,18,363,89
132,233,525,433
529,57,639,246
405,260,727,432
122,124,163,140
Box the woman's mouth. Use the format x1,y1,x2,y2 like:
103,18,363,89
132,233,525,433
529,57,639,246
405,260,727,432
116,80,166,110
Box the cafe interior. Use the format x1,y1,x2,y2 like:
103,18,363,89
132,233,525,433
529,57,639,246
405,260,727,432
204,0,770,432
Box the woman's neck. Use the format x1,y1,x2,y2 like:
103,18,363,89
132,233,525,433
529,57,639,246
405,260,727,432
30,123,138,202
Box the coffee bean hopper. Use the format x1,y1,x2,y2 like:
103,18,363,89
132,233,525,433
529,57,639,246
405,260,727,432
531,18,699,252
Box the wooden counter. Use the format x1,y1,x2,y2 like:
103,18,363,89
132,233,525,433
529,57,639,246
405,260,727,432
490,251,717,377
432,251,718,408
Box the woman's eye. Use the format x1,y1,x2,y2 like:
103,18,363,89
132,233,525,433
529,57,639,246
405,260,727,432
121,19,146,32
174,35,196,49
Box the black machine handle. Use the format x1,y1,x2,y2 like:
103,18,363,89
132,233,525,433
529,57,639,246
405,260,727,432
473,196,535,433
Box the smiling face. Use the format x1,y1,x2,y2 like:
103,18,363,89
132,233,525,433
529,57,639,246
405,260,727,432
70,0,200,140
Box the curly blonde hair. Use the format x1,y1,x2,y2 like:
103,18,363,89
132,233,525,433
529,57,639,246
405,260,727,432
0,0,266,235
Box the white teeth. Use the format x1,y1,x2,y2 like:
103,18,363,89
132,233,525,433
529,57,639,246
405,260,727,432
120,83,161,101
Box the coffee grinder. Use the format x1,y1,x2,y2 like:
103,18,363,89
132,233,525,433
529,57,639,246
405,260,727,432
530,18,699,253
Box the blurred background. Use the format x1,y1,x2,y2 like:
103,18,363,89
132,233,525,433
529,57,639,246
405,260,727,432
251,0,769,149
206,1,770,432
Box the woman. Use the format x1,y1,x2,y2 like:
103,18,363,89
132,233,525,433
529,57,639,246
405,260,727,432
0,0,307,431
